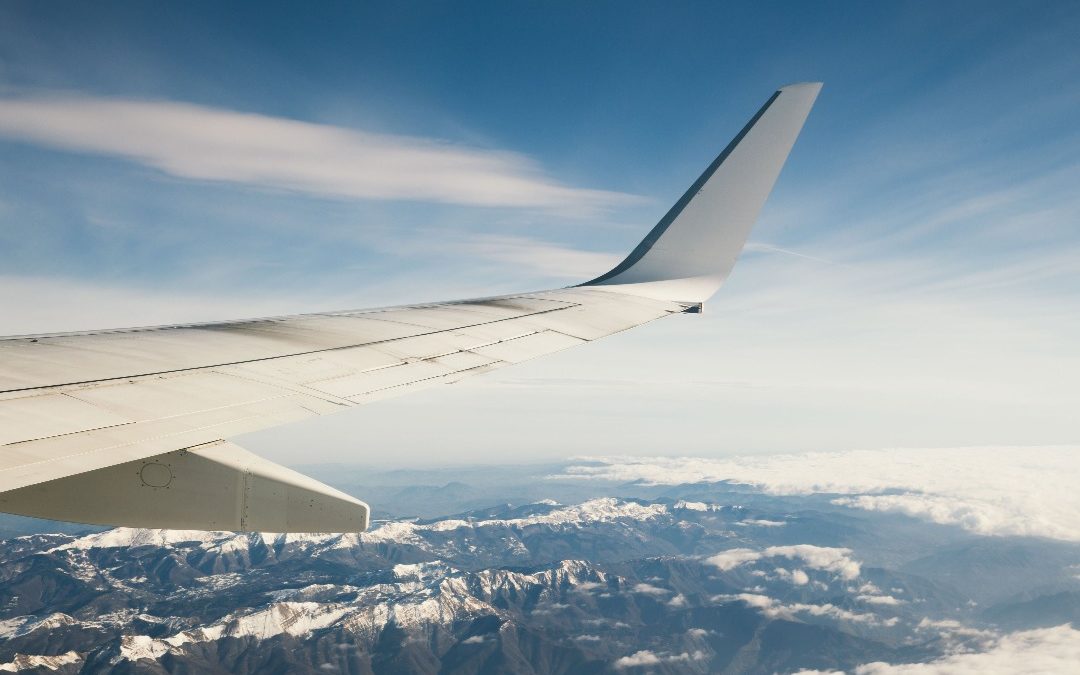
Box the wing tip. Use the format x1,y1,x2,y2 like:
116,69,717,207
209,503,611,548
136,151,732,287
778,81,824,93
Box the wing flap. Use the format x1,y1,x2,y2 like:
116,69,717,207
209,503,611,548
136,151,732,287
0,440,369,532
1,391,329,492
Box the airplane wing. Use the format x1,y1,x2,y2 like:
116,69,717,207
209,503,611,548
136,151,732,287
0,83,821,533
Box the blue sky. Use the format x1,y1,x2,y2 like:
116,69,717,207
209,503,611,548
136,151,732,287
2,2,1079,465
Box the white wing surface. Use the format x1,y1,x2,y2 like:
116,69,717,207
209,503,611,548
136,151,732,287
0,83,821,532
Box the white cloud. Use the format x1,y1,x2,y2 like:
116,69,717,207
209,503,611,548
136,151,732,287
830,494,1038,541
768,546,861,580
851,625,1080,674
706,545,861,580
721,593,773,609
632,583,671,596
613,650,705,669
717,593,884,625
0,95,636,212
706,548,762,571
613,651,661,668
856,595,903,606
777,568,810,586
915,618,995,642
555,447,1080,542
673,650,707,663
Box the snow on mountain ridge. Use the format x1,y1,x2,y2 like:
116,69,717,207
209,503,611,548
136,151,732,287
52,528,229,551
426,498,667,531
393,561,452,581
0,650,82,672
115,602,356,663
470,559,612,605
0,613,76,639
674,501,716,511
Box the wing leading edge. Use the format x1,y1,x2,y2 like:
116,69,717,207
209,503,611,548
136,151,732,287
0,83,821,532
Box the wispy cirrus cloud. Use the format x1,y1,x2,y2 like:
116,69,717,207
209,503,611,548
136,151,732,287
360,229,622,283
454,234,620,280
0,95,638,212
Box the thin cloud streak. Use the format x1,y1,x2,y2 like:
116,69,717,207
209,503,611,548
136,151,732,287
360,229,622,284
743,242,836,265
454,234,620,280
0,95,639,212
0,275,329,336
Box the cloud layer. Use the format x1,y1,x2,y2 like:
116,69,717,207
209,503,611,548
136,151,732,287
0,95,636,211
555,446,1080,541
800,625,1080,675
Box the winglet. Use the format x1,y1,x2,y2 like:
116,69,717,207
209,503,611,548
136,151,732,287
581,82,822,303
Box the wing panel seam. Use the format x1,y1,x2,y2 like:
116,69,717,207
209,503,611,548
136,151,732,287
0,304,582,395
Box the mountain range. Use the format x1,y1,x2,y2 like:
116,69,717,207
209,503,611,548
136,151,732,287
1,466,1078,674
